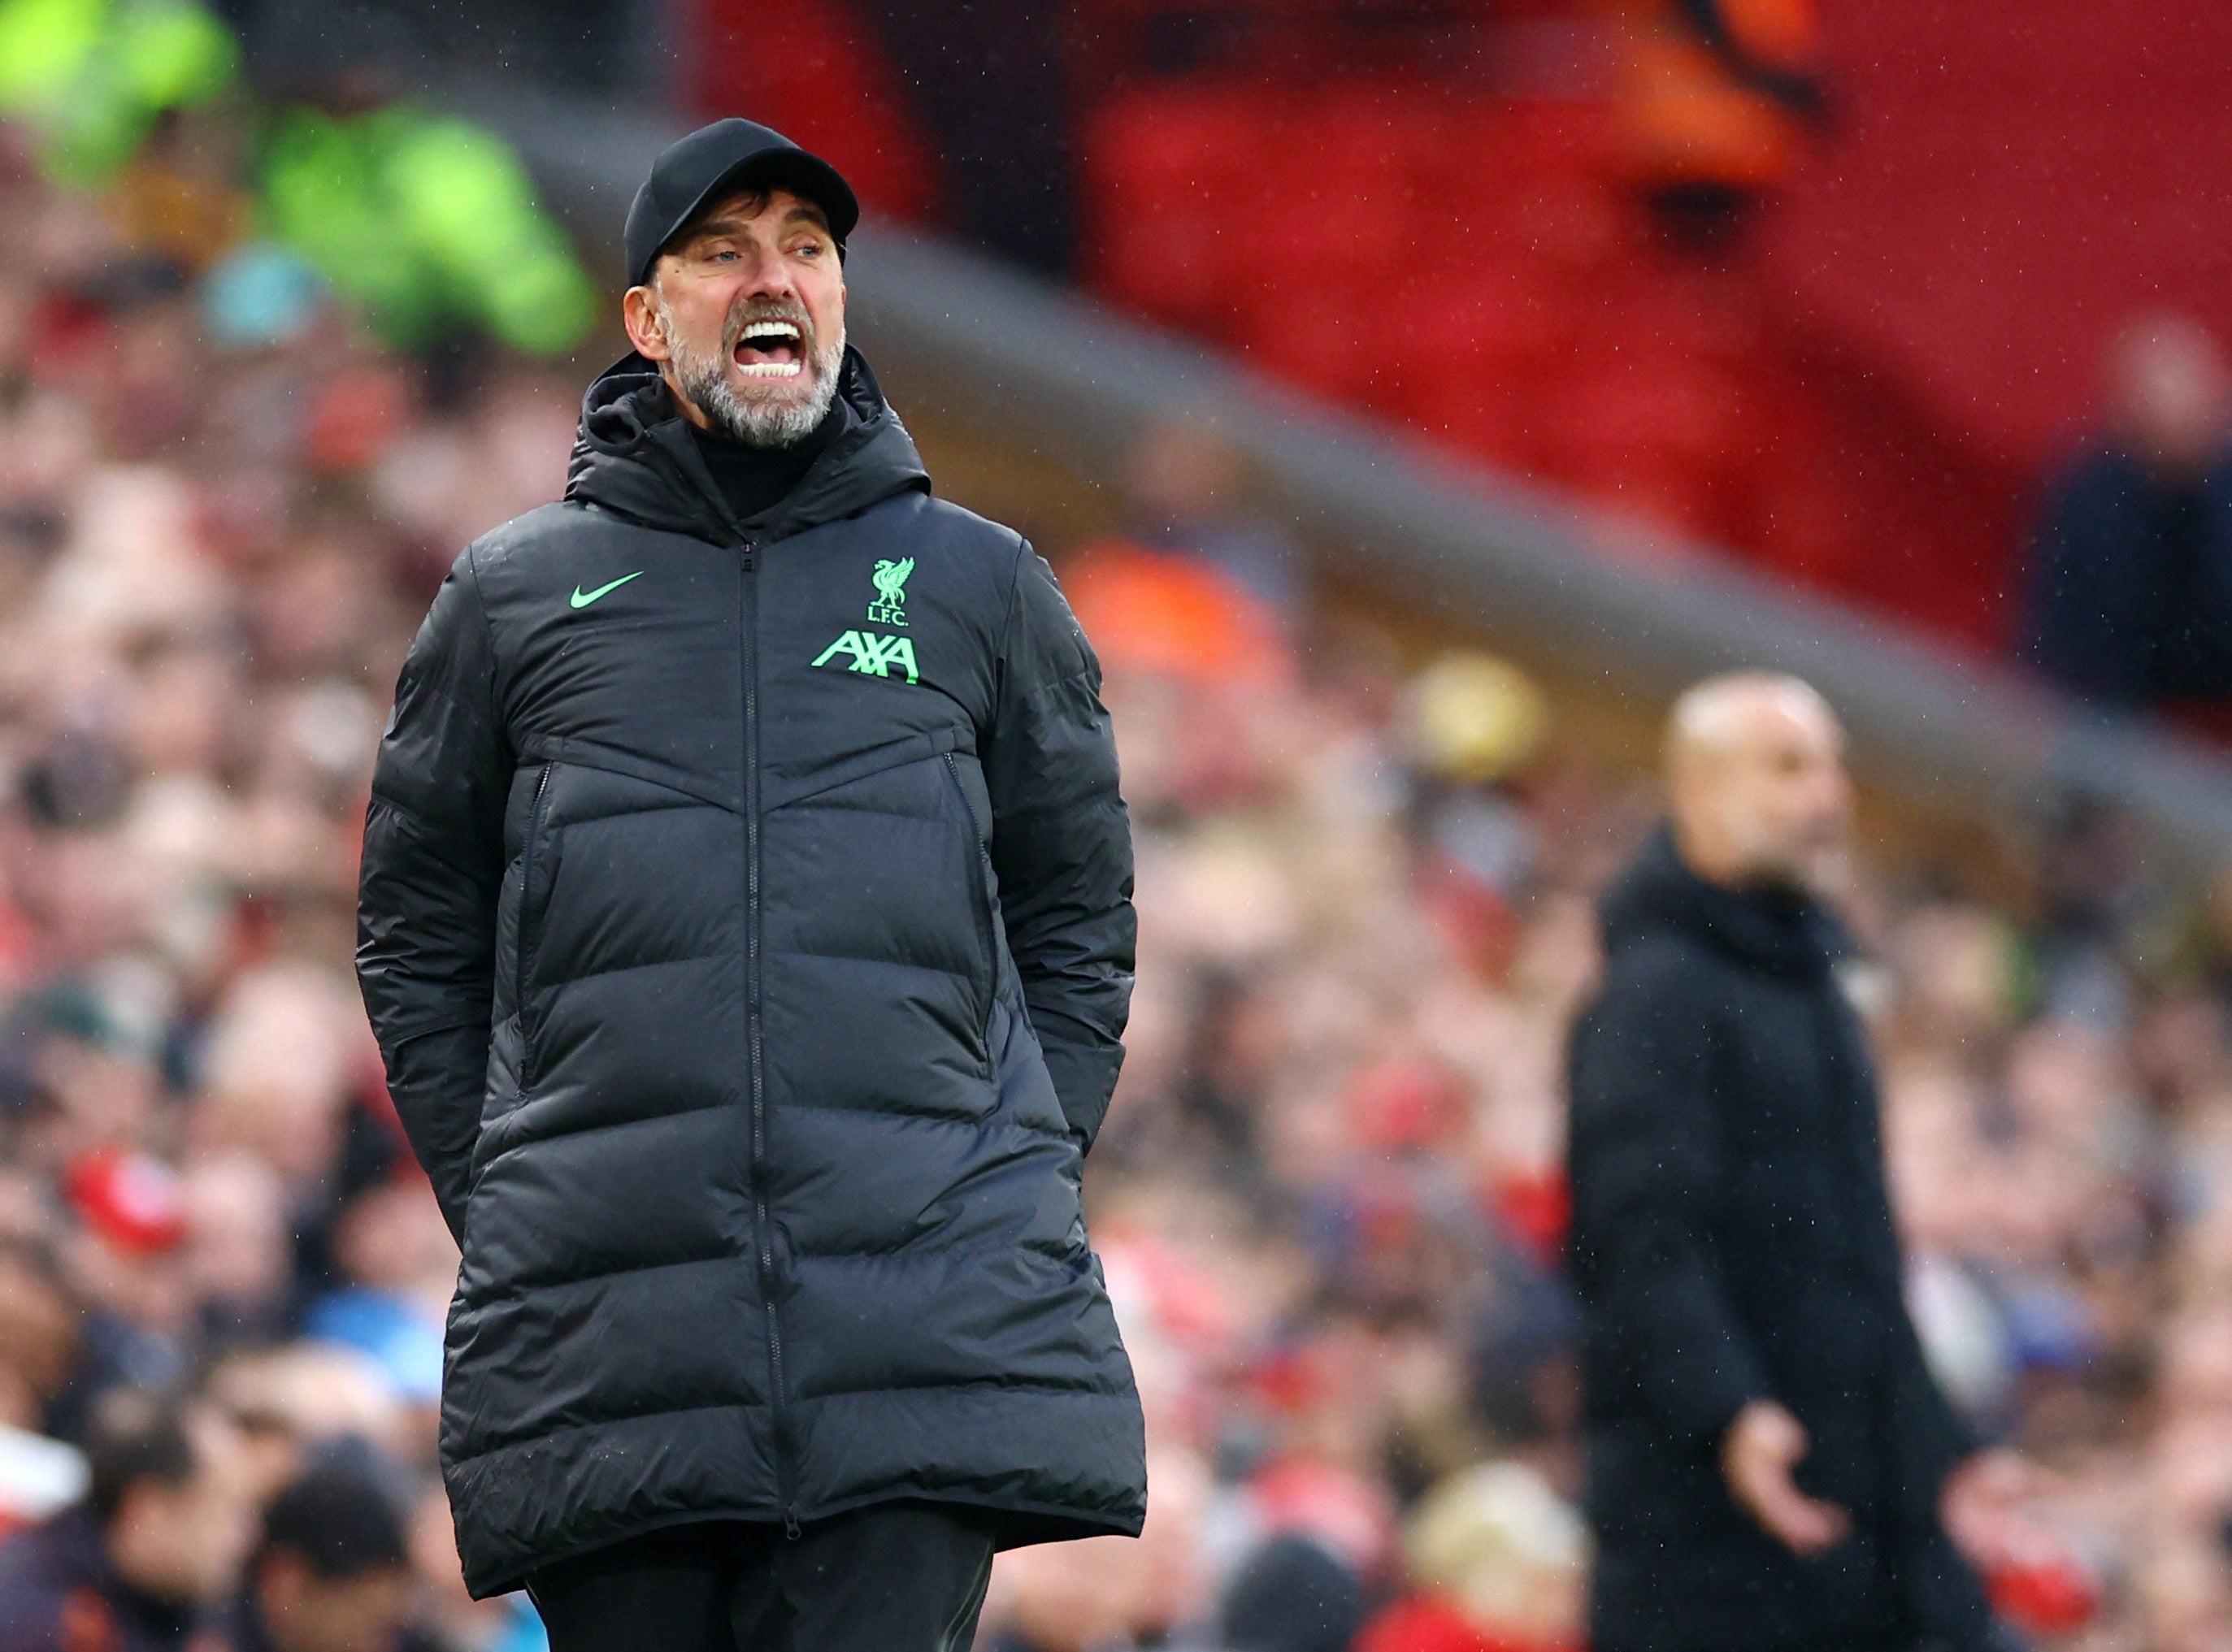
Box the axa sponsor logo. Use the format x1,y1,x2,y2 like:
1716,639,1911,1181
814,630,918,683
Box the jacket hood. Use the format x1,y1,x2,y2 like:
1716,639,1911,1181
562,343,930,544
1599,825,1847,980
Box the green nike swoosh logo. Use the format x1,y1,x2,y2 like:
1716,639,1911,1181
570,571,644,608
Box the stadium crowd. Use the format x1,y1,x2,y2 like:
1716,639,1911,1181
2,109,2232,1652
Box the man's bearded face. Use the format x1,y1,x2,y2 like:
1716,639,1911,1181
635,187,849,449
657,287,845,449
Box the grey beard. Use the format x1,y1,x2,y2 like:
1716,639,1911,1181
670,328,845,449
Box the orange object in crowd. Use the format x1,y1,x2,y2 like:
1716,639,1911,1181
1058,539,1293,688
1611,0,1822,192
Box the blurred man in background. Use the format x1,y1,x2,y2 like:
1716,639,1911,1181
2025,314,2232,711
215,1455,437,1652
1566,674,2008,1652
0,1386,256,1652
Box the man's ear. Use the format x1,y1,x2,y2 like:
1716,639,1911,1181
622,285,671,362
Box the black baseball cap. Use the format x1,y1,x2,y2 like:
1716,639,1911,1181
623,119,860,289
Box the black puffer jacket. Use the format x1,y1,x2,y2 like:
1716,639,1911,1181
357,348,1144,1597
1566,830,1996,1652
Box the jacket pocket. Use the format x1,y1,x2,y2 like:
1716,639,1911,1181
942,753,998,1058
515,761,555,1089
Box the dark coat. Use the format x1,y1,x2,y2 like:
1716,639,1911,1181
2021,444,2232,705
0,1506,198,1652
1565,831,1997,1652
357,348,1144,1597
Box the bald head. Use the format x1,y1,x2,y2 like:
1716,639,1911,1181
2108,312,2230,473
1665,673,1851,895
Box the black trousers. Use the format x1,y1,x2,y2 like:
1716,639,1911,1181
525,1503,995,1652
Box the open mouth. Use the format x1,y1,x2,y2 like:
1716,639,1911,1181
733,318,806,379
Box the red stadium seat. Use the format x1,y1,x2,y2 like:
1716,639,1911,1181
1080,87,1270,330
1070,15,2026,644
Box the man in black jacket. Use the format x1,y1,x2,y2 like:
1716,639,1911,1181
1567,674,2009,1652
2023,314,2232,709
356,119,1144,1651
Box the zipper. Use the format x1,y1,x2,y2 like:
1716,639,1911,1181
739,538,800,1533
941,753,999,1054
515,761,554,1090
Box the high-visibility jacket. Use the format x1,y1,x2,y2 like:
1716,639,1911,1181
261,105,595,355
0,0,236,184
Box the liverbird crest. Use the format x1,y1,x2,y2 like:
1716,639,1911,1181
867,557,914,625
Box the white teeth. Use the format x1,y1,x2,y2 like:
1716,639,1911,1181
735,319,803,379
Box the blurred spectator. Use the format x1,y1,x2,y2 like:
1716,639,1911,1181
1119,418,1307,620
300,1181,453,1410
2025,313,2232,710
181,1151,295,1346
0,1385,256,1652
0,1241,86,1435
1062,540,1292,697
1056,419,1305,713
1356,1460,1585,1652
214,1454,438,1652
204,1345,411,1509
1219,1533,1365,1652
